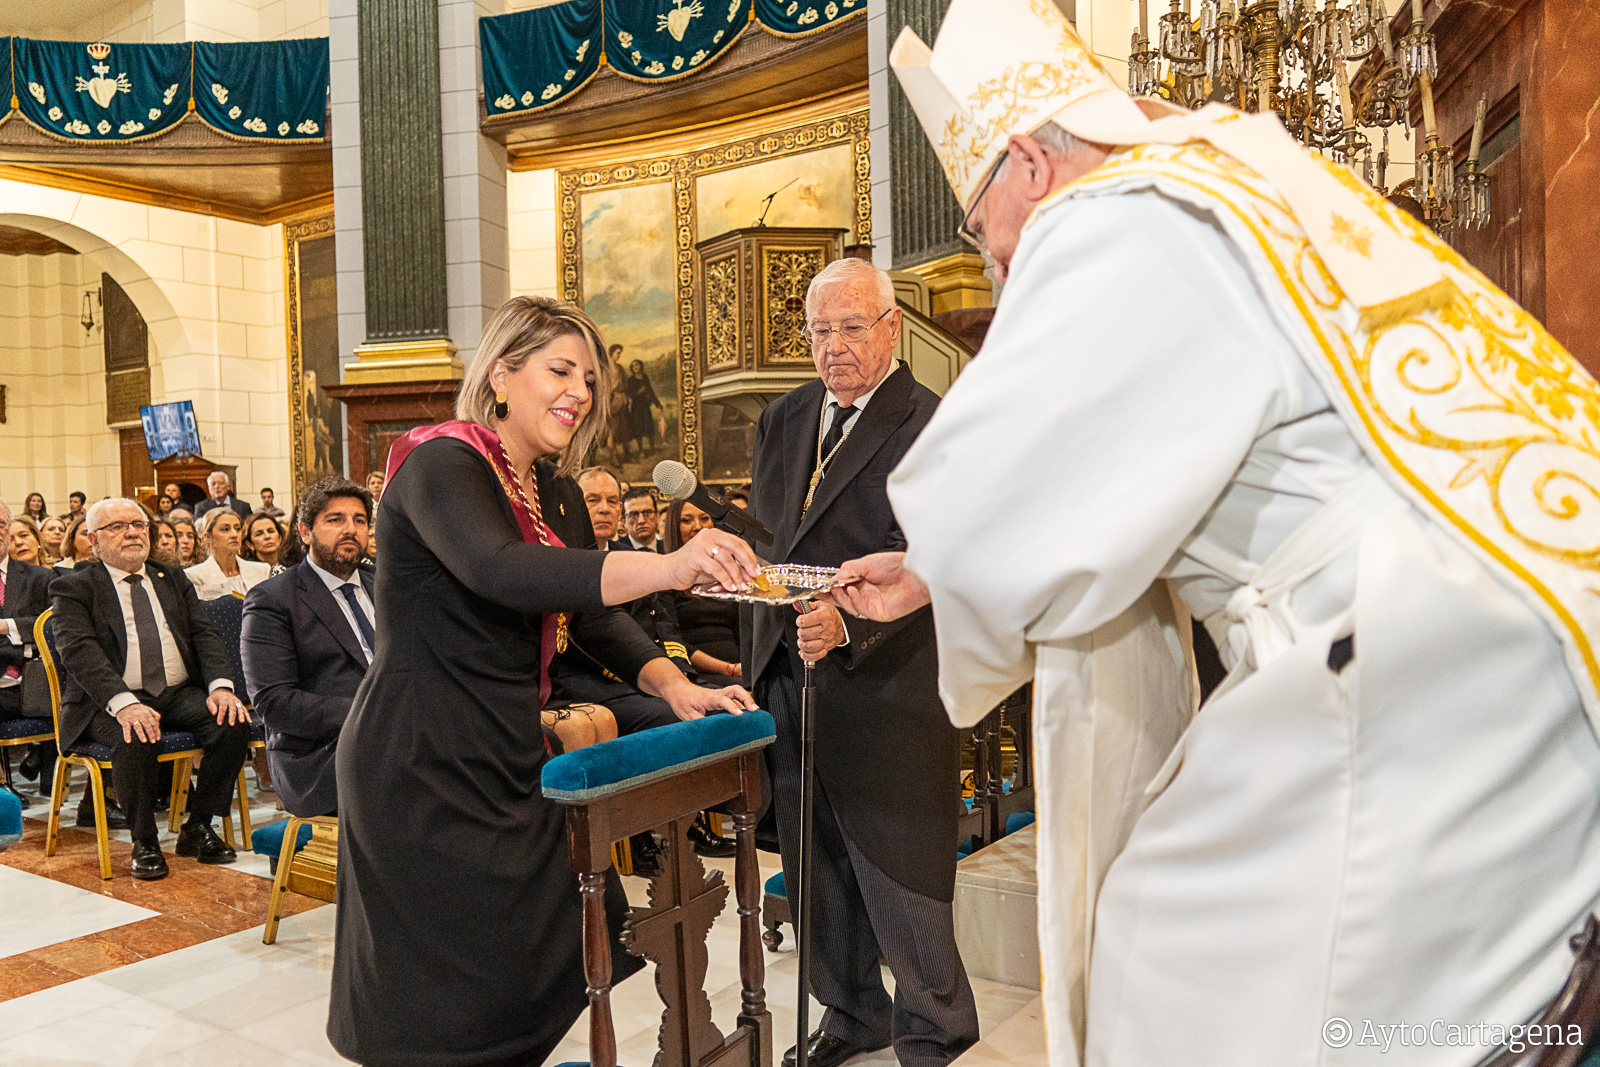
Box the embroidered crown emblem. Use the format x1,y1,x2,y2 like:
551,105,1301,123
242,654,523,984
77,42,132,110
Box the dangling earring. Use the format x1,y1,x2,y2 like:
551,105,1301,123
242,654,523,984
493,390,509,420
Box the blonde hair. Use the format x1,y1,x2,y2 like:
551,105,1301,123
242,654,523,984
456,295,613,478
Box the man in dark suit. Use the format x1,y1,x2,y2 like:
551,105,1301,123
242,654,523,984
1,498,57,795
617,487,664,552
193,471,253,523
241,477,375,818
51,498,252,880
744,258,977,1067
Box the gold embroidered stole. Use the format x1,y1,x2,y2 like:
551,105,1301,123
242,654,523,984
1043,143,1600,726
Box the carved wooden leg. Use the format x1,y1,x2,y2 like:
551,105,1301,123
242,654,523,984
582,870,618,1067
735,809,766,1023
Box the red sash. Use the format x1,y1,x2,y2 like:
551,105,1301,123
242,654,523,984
386,421,568,706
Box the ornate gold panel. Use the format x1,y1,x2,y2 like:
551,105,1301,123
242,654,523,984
763,247,826,365
704,253,742,373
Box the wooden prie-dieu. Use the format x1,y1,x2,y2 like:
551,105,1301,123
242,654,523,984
542,713,775,1067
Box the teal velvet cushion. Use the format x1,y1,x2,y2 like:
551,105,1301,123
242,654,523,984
0,789,21,849
765,871,785,897
541,710,775,802
251,819,314,857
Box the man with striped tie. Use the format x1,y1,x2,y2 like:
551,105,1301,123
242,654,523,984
242,477,376,819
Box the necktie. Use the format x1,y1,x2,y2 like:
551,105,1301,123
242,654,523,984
338,584,376,659
1,569,16,682
125,574,167,697
820,402,855,462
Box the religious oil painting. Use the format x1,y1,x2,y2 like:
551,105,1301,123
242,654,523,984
559,106,870,481
286,216,341,495
580,180,680,486
695,143,856,241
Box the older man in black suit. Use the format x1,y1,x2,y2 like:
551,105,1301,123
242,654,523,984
242,478,375,818
744,257,977,1067
192,471,253,523
51,498,251,880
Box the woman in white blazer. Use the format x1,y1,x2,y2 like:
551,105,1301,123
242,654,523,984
185,507,270,599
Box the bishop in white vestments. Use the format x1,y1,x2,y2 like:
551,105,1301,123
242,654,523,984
826,2,1600,1065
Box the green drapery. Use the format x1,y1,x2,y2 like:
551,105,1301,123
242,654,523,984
9,38,191,143
194,39,329,142
480,0,601,118
479,0,860,118
3,36,328,145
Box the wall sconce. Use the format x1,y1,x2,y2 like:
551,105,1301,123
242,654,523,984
81,287,101,336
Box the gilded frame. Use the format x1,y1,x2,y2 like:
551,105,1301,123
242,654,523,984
284,211,336,497
558,106,870,475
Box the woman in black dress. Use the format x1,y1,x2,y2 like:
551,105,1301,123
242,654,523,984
663,499,744,683
328,296,761,1067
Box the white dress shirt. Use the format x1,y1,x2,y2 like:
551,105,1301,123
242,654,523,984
627,535,660,552
102,561,232,715
308,559,375,662
184,556,271,601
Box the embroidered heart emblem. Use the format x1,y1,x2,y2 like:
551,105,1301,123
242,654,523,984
666,5,693,39
87,76,118,108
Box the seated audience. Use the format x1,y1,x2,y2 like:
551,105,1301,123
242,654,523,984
155,494,176,517
54,515,93,572
149,519,181,568
39,516,67,563
161,483,184,510
258,488,284,518
0,499,52,728
51,498,251,879
186,509,270,599
240,512,285,568
577,465,625,549
8,517,49,566
22,493,49,525
61,491,86,523
171,517,200,567
242,478,375,817
617,486,663,552
364,470,384,504
663,500,743,684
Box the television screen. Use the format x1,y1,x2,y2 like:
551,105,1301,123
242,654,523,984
140,401,202,463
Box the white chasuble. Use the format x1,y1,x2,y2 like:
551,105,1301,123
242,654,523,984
888,182,1600,1066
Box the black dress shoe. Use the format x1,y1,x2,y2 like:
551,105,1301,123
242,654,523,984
175,822,237,864
782,1031,889,1067
629,832,663,879
76,799,128,830
17,747,42,781
130,839,169,880
687,813,738,858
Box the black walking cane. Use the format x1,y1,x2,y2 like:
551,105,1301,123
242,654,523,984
795,608,820,1067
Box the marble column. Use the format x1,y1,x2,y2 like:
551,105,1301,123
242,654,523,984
883,0,964,270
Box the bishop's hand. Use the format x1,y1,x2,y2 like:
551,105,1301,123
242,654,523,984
823,552,930,622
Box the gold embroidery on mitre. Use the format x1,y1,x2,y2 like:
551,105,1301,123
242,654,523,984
936,59,1099,192
1055,141,1600,719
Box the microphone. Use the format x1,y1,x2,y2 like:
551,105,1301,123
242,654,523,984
653,460,774,545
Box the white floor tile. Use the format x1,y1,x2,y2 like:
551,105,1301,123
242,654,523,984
0,867,156,958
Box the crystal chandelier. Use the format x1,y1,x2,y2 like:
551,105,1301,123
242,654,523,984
1128,0,1490,231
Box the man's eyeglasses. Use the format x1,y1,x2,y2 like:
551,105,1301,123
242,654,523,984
94,520,149,536
958,155,1006,253
804,307,893,348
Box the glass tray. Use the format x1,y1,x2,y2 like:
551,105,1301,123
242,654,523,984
690,563,855,606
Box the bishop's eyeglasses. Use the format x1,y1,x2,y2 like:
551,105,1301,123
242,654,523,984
804,307,893,348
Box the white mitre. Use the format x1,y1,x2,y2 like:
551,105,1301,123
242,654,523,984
889,0,1451,327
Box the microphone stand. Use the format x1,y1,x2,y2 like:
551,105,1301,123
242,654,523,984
795,609,819,1067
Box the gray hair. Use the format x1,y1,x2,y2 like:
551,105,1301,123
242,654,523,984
207,471,230,486
577,465,621,493
86,497,143,531
996,120,1084,181
805,257,896,319
0,498,10,527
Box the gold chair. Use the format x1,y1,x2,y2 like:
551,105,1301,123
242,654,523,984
262,815,338,944
34,610,203,880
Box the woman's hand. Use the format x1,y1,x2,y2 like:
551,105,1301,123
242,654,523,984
661,676,759,721
664,528,760,592
821,552,931,622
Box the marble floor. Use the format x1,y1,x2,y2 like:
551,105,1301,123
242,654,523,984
0,771,1044,1067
